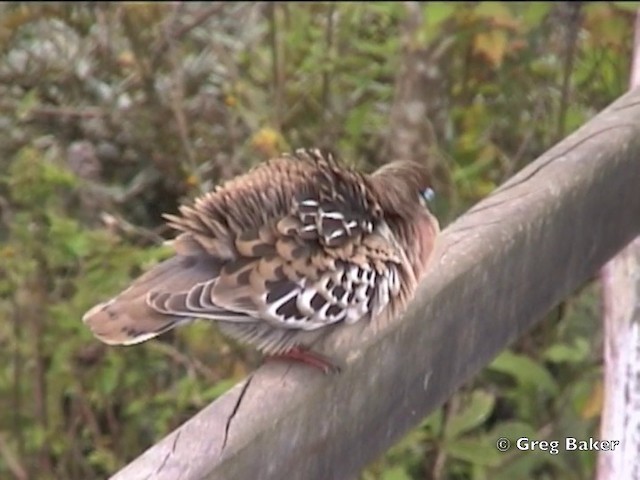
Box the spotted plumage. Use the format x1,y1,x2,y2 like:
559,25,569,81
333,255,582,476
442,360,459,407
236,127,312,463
82,149,439,371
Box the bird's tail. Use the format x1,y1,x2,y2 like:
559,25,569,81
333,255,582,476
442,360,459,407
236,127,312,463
82,255,220,345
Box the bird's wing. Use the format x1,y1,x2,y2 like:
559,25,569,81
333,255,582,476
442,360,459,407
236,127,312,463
149,153,408,331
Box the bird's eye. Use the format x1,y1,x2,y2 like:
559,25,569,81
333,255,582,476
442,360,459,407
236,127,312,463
421,187,435,203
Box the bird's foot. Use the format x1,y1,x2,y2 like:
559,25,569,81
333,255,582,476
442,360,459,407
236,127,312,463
267,347,342,374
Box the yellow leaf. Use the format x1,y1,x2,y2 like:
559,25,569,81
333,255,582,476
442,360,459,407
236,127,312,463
251,127,285,158
185,174,199,188
473,30,508,68
581,380,603,419
475,2,511,19
224,95,237,108
474,2,521,30
584,3,629,48
117,51,136,69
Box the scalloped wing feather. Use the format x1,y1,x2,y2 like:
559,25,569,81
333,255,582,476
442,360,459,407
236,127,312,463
83,149,432,354
150,225,405,334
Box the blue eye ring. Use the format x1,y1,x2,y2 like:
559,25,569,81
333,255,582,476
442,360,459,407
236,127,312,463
421,187,435,203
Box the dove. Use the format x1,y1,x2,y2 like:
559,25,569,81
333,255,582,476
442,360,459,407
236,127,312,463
83,148,439,373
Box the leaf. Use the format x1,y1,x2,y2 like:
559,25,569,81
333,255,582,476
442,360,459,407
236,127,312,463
520,3,551,29
445,390,496,439
543,338,589,364
87,446,119,472
474,2,513,19
381,466,413,480
421,2,457,42
584,3,630,48
16,89,39,121
612,1,640,11
203,379,237,401
490,450,562,480
47,213,90,262
563,105,586,134
580,379,603,419
421,408,444,435
98,363,120,395
444,438,503,467
473,30,508,68
488,421,538,446
489,351,558,395
8,147,76,206
475,2,520,29
250,127,286,158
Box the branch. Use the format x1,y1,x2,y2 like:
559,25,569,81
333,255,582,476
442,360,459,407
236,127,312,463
111,88,640,480
383,2,452,171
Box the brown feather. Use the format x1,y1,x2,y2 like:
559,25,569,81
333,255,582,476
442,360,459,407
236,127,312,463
82,148,440,360
82,255,221,345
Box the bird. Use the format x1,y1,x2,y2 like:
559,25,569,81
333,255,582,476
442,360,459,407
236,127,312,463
82,148,440,373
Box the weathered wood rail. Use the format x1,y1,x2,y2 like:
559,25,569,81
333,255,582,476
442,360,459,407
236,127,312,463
111,88,640,480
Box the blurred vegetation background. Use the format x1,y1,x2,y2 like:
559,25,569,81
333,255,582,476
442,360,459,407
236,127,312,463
0,2,635,479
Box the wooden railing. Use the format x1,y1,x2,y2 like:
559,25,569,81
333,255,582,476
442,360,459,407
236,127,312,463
110,87,640,480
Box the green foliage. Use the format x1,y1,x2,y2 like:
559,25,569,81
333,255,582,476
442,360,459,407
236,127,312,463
0,145,241,478
0,2,631,479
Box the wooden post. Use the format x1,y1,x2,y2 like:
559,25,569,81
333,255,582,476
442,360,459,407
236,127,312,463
111,88,640,480
597,9,640,480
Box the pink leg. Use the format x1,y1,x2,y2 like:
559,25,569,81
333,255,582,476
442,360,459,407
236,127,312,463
267,347,342,374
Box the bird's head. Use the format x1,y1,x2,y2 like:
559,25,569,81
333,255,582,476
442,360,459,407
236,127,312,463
369,160,436,219
369,160,439,277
